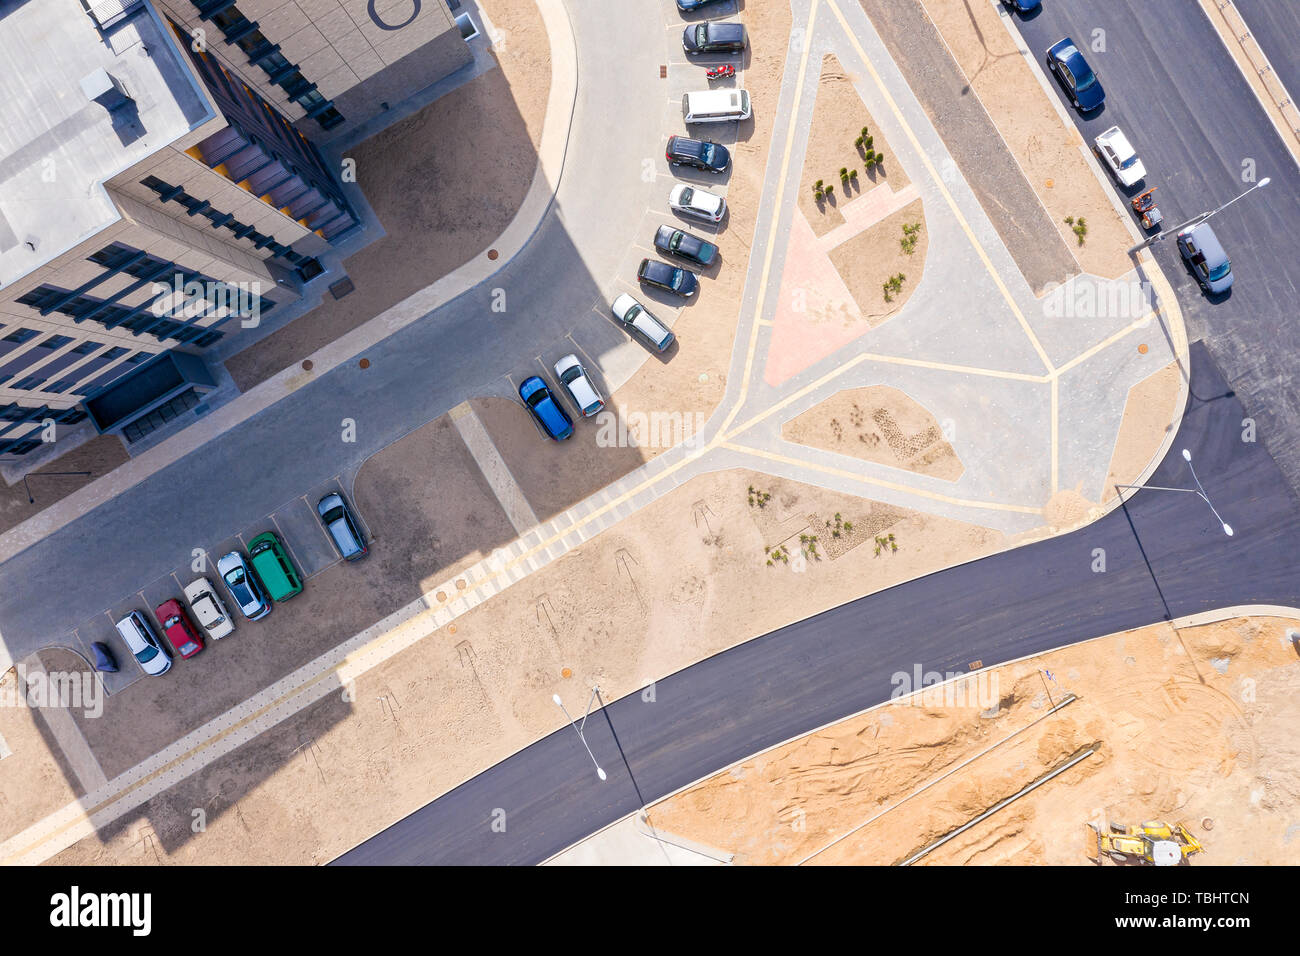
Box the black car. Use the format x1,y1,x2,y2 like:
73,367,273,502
666,135,731,173
678,0,729,13
682,21,747,56
637,258,699,298
654,225,718,268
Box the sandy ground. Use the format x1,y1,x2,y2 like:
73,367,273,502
224,0,552,391
918,0,1133,281
782,384,963,481
352,412,520,591
1102,360,1181,502
43,466,1005,865
827,198,927,321
650,613,1300,866
798,55,911,239
0,664,85,835
0,435,128,537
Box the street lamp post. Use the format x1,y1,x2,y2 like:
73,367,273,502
553,687,607,782
1128,177,1270,254
1115,449,1233,537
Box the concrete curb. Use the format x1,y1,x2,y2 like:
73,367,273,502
1199,0,1300,172
0,0,580,570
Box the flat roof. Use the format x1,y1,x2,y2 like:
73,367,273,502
0,0,215,289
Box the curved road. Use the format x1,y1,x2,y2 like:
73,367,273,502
334,343,1300,865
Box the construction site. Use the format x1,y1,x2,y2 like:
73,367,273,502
648,613,1300,866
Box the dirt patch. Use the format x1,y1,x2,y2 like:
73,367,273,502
1101,360,1182,502
827,199,928,322
0,435,129,537
782,385,963,481
468,397,650,521
0,663,86,842
650,614,1300,866
353,412,519,590
224,0,552,392
42,466,1005,865
798,54,911,239
918,0,1133,279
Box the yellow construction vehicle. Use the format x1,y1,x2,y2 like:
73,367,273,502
1088,820,1204,866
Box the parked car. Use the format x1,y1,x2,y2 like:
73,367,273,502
218,550,271,621
611,293,675,352
682,89,752,124
669,183,726,223
654,225,718,268
154,599,205,659
683,20,747,55
1046,37,1105,111
1176,222,1234,294
677,0,728,12
553,354,605,418
183,577,235,640
666,135,731,173
249,531,303,602
519,376,574,440
1094,126,1146,187
317,492,368,561
637,258,699,298
114,610,171,677
1002,0,1041,13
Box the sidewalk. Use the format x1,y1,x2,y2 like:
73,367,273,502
0,0,578,573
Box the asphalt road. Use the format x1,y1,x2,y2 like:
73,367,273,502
1234,0,1300,104
334,343,1300,865
1011,0,1300,494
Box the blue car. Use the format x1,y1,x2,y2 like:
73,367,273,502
1003,0,1041,13
677,0,727,12
1046,37,1105,112
519,376,574,441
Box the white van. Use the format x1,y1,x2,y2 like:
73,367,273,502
115,610,172,676
682,89,751,124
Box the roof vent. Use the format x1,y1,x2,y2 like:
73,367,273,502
80,68,134,112
84,0,145,31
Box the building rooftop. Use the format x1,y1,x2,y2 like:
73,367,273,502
0,0,214,289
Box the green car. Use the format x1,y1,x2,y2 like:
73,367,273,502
248,531,303,602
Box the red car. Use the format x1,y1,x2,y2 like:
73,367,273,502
155,599,205,659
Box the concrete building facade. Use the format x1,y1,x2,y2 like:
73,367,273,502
0,0,471,457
